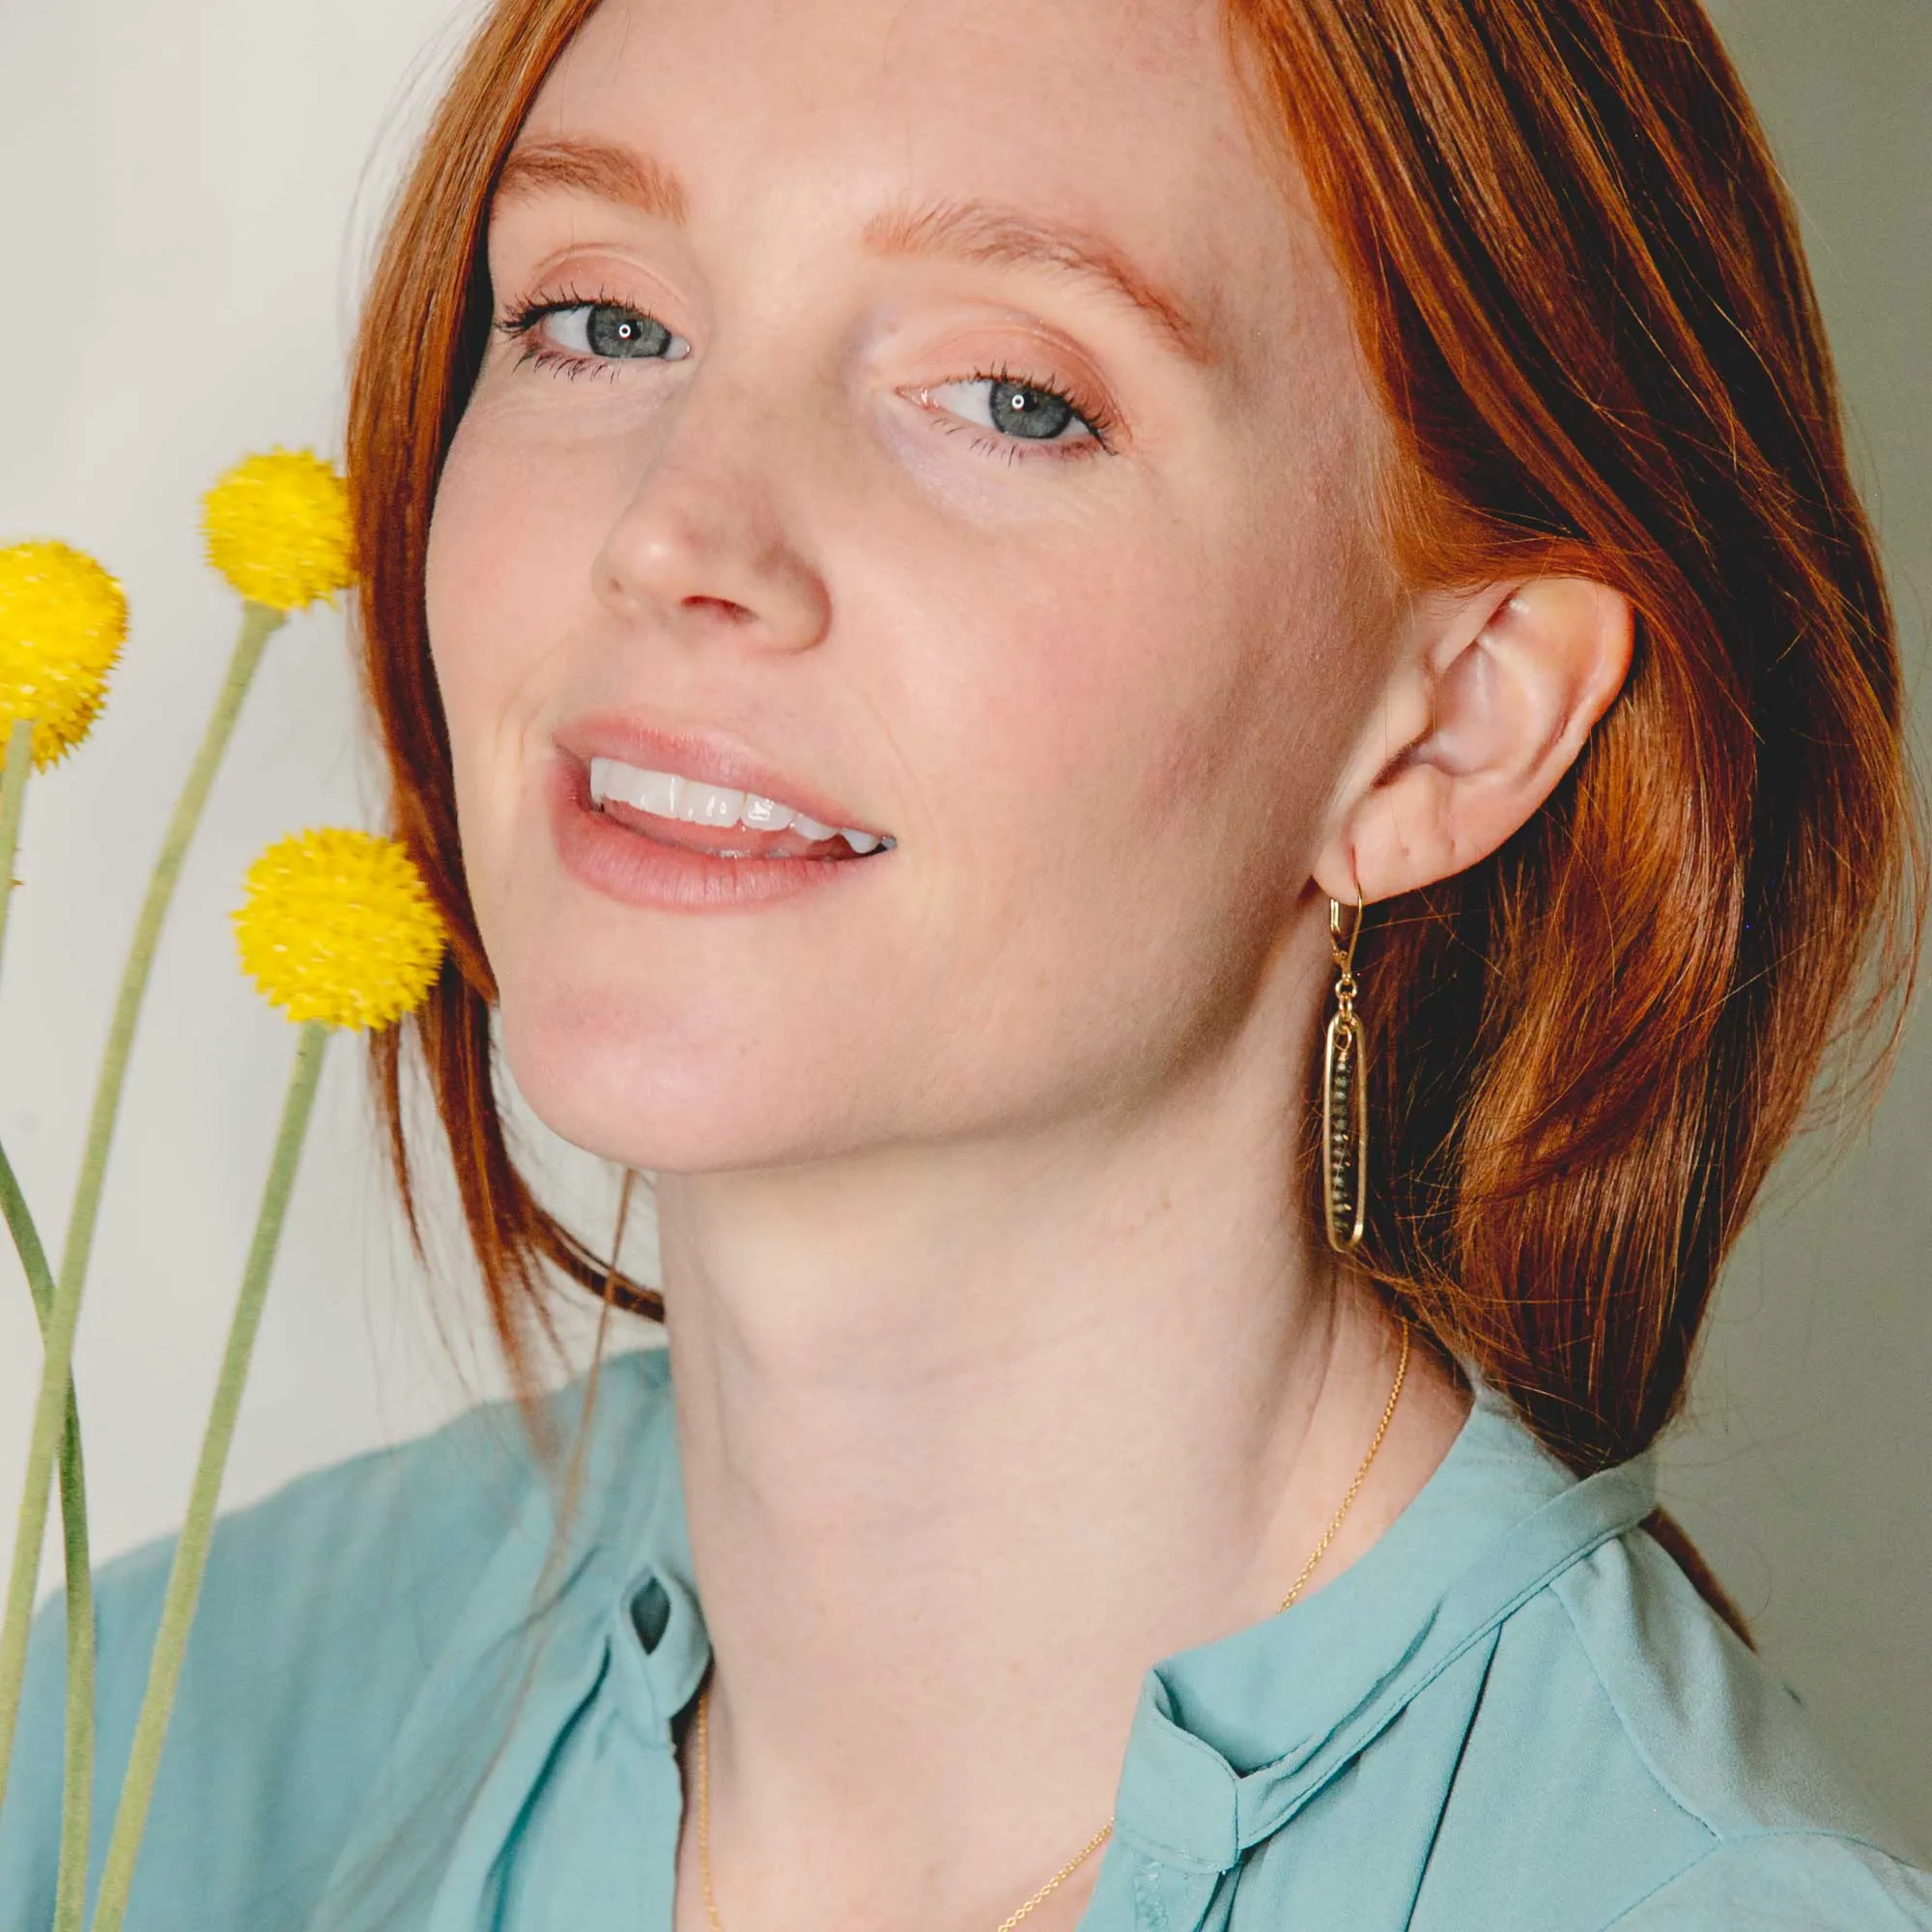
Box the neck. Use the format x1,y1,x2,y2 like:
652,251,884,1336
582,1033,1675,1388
655,1008,1467,1931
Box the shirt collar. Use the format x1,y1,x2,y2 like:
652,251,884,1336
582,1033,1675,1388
1140,1378,1577,1775
1112,1384,1656,1868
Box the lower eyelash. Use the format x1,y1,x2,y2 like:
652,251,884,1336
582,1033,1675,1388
511,340,622,384
932,416,1094,468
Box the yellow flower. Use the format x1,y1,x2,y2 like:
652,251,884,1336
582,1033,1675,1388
202,449,354,611
0,541,128,769
233,829,445,1031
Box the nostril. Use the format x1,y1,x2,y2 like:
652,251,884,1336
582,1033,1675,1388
680,593,754,623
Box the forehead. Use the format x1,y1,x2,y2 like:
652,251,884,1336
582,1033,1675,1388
520,0,1323,363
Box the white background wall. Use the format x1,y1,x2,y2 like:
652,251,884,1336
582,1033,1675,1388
1,0,1925,1854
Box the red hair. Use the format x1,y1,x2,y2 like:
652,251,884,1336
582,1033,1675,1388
346,0,1921,1619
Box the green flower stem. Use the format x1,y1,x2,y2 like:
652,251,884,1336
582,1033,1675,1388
0,722,95,1923
49,1413,92,1932
0,1138,95,1926
0,601,284,1833
0,718,34,975
0,711,95,1905
90,1021,327,1932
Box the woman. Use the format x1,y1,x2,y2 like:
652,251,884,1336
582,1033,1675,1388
2,0,1926,1924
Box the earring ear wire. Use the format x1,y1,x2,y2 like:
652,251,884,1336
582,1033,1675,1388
1321,892,1369,1254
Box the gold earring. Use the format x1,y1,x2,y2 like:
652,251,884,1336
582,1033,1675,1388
1322,895,1368,1254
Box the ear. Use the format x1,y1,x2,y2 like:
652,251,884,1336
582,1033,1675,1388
1313,576,1634,905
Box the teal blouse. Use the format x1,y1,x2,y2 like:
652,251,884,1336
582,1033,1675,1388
2,1345,1927,1929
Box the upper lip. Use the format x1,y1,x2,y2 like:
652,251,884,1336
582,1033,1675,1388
554,713,888,835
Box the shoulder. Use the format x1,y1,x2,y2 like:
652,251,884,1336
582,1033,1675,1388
1440,1517,1932,1928
0,1345,672,1930
92,1343,672,1734
1605,1830,1932,1928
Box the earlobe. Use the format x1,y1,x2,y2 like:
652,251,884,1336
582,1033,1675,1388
1315,576,1633,905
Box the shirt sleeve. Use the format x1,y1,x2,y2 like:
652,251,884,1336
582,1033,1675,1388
0,1389,545,1932
1606,1831,1932,1930
0,1585,99,1927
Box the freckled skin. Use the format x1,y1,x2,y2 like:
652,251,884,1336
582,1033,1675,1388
425,0,1394,1176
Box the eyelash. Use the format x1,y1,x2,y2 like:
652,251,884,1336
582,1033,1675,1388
494,288,1119,461
497,289,644,384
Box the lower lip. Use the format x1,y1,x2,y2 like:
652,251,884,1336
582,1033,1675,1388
548,757,882,911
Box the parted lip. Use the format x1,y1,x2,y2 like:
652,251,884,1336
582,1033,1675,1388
553,713,887,836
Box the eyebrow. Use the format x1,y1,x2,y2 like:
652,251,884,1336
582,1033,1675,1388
496,139,689,223
494,138,1216,366
861,199,1216,367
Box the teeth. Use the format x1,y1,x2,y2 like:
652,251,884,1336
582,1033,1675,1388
589,759,679,818
676,779,746,827
587,756,890,853
741,792,794,832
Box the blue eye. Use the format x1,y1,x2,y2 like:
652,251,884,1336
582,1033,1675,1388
925,376,1095,444
498,297,692,372
554,302,687,360
919,368,1115,460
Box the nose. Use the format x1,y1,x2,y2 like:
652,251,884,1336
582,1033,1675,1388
590,375,833,654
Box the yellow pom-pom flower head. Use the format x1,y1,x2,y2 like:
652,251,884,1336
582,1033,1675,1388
202,449,354,611
0,540,128,768
234,829,445,1031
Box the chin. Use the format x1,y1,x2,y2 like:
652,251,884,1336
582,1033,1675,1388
497,982,869,1176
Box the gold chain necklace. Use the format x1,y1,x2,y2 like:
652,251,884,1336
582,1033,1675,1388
693,1321,1412,1932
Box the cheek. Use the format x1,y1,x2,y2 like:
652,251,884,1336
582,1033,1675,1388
423,413,605,916
426,413,590,716
861,490,1354,1100
926,502,1350,903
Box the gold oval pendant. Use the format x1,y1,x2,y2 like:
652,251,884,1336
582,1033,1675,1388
1321,1009,1368,1252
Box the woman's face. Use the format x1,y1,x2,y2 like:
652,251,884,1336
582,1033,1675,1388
426,0,1395,1174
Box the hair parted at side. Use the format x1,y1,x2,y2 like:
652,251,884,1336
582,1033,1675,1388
347,0,1921,1564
